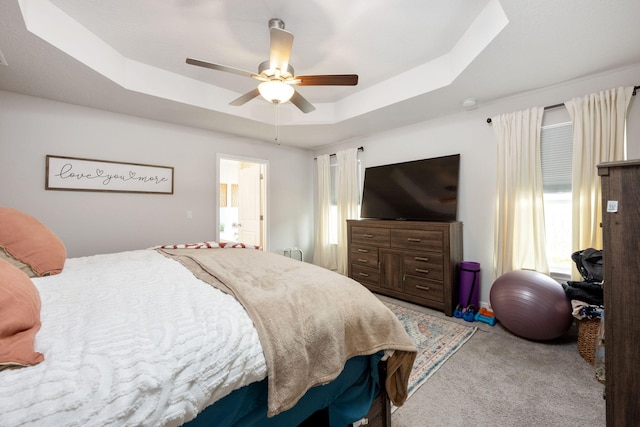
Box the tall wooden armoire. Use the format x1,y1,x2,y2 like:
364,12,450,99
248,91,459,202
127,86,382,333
597,159,640,426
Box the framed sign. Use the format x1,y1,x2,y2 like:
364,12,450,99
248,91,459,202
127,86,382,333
46,155,174,194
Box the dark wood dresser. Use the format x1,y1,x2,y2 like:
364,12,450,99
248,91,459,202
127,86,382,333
598,159,640,426
347,219,463,316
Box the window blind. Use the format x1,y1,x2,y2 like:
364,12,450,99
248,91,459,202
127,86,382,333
541,122,573,193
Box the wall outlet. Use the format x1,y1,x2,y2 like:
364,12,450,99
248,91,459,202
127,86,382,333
186,210,193,220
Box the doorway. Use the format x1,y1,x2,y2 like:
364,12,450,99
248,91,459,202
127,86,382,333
218,156,267,248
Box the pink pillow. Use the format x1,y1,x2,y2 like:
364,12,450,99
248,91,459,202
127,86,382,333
0,259,44,367
0,207,66,277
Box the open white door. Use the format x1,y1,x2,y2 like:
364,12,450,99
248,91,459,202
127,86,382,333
237,162,263,246
218,157,267,249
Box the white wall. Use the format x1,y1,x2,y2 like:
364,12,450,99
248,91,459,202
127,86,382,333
0,91,315,258
315,63,640,307
2,63,638,305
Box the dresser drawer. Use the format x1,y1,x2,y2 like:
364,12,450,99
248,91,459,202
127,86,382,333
404,276,444,302
351,226,391,247
403,253,443,281
351,245,378,267
391,229,443,252
351,264,380,286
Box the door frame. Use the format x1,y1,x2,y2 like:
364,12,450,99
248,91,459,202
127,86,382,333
216,153,268,250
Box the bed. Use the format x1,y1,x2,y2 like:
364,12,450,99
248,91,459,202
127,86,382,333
0,207,416,427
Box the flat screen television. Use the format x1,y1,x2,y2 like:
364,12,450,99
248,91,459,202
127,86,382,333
360,154,460,221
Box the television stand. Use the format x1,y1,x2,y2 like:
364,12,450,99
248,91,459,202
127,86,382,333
347,219,463,316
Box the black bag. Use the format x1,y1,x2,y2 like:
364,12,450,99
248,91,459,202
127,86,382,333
571,248,604,282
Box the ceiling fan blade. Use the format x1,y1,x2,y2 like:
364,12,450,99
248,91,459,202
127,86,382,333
186,58,257,79
290,90,316,113
295,74,359,86
269,27,294,74
229,88,261,106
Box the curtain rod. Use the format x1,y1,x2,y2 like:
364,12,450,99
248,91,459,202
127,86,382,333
314,146,364,160
486,85,640,124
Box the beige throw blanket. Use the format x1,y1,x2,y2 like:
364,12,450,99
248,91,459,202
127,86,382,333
159,248,416,417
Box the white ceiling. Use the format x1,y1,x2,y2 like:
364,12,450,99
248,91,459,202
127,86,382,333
2,0,640,150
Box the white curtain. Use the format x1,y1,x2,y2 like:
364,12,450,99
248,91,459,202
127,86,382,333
312,154,336,270
492,107,549,278
565,86,634,280
336,148,360,275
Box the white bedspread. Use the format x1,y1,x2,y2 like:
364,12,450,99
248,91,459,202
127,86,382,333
0,250,267,427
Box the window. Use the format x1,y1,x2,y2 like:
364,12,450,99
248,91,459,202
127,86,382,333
328,160,362,244
329,163,338,244
541,122,573,277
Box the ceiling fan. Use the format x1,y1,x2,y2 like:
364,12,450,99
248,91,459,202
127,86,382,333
186,18,358,113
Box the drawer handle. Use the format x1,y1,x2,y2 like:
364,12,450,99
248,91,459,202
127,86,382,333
358,272,370,277
415,285,430,291
363,234,374,238
358,258,369,263
407,238,421,242
357,248,369,253
415,268,430,274
414,256,429,262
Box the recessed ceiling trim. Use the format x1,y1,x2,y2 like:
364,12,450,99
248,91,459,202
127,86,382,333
337,0,508,119
17,0,506,128
18,0,340,127
450,0,509,75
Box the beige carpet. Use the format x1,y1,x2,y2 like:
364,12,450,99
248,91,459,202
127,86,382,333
376,295,606,427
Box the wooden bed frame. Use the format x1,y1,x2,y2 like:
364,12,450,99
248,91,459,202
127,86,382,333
359,361,391,427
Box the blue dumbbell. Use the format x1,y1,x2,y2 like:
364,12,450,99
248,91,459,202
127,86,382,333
462,305,476,322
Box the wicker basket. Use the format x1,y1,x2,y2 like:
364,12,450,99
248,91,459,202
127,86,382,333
577,318,600,365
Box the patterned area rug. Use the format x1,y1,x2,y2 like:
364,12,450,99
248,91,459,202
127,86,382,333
384,300,477,407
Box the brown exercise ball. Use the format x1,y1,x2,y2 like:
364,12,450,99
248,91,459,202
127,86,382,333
490,269,573,341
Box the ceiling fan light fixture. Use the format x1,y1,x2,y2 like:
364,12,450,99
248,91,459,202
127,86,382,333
186,18,357,113
258,80,294,104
